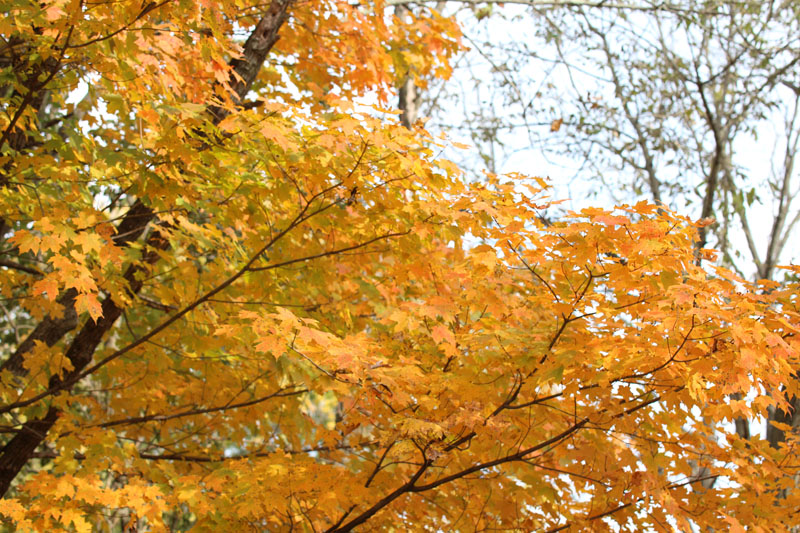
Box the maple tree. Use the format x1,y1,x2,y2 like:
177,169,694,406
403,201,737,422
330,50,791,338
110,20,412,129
1,0,799,531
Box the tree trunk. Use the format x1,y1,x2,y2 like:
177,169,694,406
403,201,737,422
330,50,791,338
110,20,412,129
0,0,293,497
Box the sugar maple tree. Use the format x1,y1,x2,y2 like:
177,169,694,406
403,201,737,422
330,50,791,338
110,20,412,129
1,0,799,531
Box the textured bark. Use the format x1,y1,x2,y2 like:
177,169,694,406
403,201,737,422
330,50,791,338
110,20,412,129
0,291,78,377
395,4,420,129
209,0,292,124
0,408,58,494
0,0,293,497
767,395,800,449
0,199,153,377
731,391,751,440
398,76,419,129
0,216,164,496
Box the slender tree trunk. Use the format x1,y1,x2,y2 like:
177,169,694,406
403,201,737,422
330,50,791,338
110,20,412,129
395,4,419,129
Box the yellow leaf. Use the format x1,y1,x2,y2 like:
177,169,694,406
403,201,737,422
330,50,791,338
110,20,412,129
74,232,104,255
8,230,39,254
75,293,103,322
431,324,455,346
33,275,60,301
260,123,292,150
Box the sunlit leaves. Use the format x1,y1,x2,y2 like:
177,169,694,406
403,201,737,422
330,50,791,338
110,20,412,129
0,0,799,531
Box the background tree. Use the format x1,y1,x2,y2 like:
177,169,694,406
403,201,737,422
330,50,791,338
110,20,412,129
1,0,799,531
417,0,800,459
425,0,800,278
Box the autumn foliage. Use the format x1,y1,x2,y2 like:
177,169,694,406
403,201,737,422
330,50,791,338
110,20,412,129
0,0,799,531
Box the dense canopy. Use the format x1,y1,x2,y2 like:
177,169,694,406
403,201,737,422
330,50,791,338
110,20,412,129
0,0,799,530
